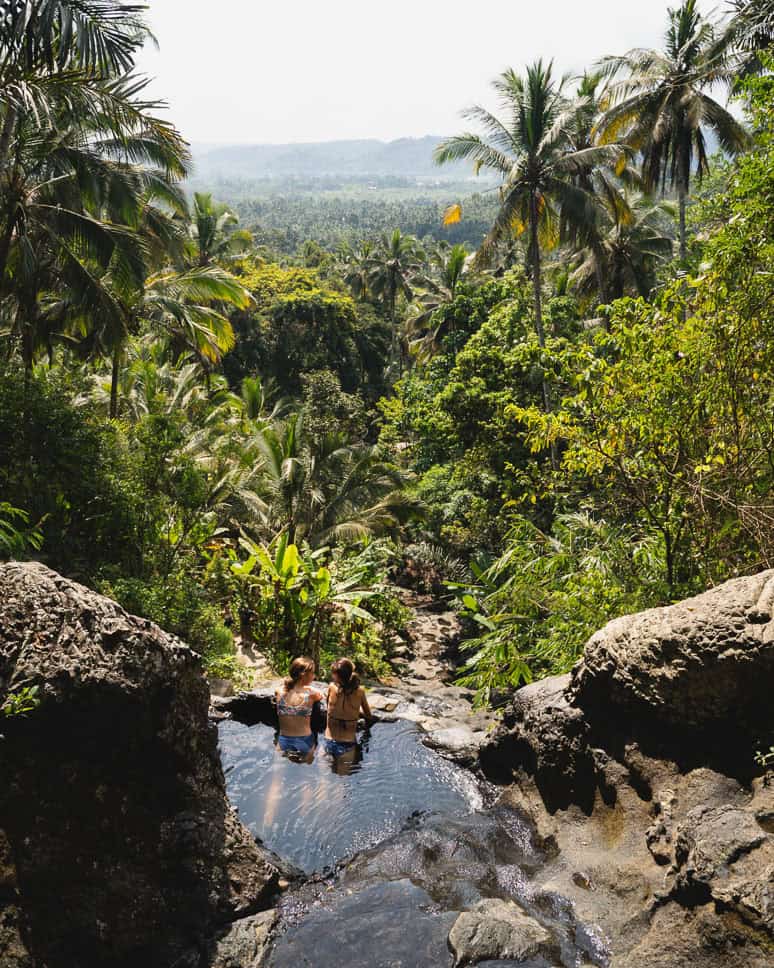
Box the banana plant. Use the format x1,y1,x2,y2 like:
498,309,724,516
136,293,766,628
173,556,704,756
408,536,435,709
233,534,376,666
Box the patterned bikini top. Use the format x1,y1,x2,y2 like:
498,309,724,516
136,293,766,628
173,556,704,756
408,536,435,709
277,688,313,718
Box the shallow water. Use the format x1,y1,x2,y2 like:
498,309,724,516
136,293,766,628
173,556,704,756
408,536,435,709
218,719,483,873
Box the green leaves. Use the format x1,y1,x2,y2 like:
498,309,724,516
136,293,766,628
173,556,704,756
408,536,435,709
452,512,667,706
1,684,40,718
0,502,43,558
232,535,378,661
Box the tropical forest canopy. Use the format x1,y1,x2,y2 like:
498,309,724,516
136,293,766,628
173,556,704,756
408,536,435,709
1,0,774,703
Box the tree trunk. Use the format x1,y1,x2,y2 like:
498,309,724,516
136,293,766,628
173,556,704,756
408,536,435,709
529,198,547,351
593,245,608,310
0,203,17,291
390,284,401,376
110,343,121,419
529,196,558,469
663,527,675,598
0,107,18,173
678,189,687,264
678,187,689,324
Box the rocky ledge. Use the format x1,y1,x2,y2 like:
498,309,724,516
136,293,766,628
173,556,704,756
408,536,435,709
480,570,774,967
0,562,281,968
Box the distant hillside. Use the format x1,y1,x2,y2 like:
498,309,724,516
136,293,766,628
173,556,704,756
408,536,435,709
191,136,473,182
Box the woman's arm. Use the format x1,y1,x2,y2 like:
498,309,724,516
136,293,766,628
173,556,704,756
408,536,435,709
360,689,372,721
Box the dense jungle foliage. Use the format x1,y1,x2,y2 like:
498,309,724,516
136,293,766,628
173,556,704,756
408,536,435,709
1,0,773,703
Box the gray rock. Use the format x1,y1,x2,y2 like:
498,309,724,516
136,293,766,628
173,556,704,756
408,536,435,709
646,788,678,866
423,725,484,766
448,898,555,966
673,804,774,933
569,570,774,740
618,901,773,967
208,909,276,968
479,674,596,811
0,562,279,968
366,691,401,713
268,879,457,968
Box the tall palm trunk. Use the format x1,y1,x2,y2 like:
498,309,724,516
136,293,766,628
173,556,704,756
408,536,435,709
110,343,122,419
0,108,17,172
529,196,558,470
678,189,687,263
0,200,18,290
389,279,403,376
593,245,608,307
529,197,547,351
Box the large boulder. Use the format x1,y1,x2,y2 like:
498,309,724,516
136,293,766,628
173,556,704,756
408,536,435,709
481,571,774,804
0,562,279,968
569,570,774,743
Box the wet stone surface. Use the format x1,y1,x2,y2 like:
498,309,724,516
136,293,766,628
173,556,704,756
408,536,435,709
253,802,609,967
266,880,457,968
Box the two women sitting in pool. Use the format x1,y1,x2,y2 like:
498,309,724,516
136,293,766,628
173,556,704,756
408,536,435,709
274,655,372,764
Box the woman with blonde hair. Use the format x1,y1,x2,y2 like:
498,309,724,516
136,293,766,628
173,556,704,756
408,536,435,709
274,656,324,762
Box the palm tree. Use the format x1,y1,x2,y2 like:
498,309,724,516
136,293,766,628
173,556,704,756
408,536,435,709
341,240,376,301
560,72,645,305
367,229,424,371
597,0,750,262
0,2,154,169
0,2,148,74
570,191,675,302
436,61,617,417
255,413,421,547
718,2,774,81
96,265,252,417
0,66,191,383
406,243,471,360
189,192,251,267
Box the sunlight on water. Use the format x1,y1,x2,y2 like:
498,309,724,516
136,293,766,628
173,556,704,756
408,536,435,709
218,719,482,873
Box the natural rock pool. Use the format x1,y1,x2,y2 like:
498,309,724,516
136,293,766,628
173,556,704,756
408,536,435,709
217,719,483,873
217,718,611,967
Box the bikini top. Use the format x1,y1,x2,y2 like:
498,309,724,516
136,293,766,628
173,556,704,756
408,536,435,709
277,688,314,718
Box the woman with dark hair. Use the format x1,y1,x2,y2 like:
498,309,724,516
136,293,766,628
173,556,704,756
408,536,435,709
324,658,372,763
274,656,324,763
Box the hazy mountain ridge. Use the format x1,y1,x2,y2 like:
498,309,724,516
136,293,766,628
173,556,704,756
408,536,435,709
191,136,473,181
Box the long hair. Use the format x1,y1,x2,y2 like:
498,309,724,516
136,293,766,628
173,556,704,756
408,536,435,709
283,656,315,691
331,657,360,694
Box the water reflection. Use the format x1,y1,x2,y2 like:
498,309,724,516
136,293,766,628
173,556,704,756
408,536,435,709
218,719,481,873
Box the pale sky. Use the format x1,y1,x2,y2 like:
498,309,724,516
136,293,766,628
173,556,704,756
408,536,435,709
136,0,723,146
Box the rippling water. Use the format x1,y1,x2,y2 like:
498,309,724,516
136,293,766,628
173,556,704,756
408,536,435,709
218,719,482,873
